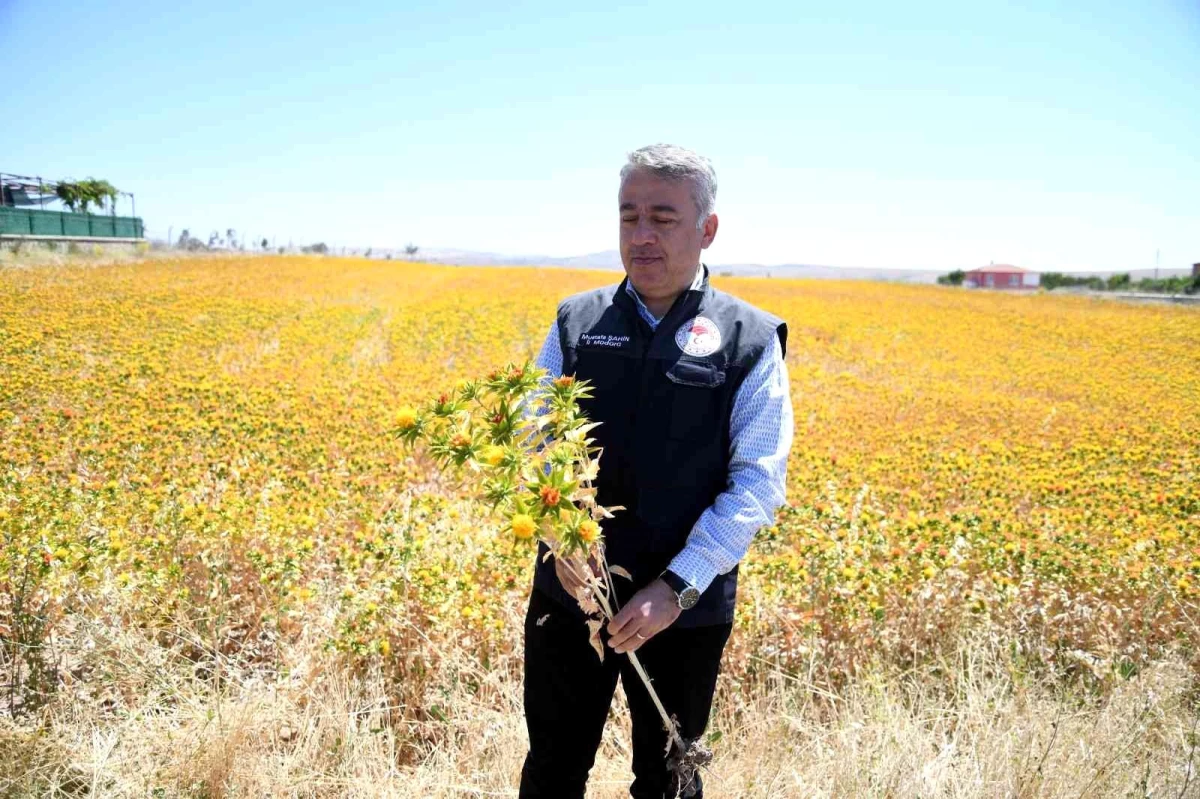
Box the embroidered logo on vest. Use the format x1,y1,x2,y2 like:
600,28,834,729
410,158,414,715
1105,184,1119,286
674,316,722,356
578,332,631,349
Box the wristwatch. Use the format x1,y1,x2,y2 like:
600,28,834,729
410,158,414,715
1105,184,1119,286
660,569,701,610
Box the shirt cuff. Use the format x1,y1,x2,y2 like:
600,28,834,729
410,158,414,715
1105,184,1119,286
666,544,721,595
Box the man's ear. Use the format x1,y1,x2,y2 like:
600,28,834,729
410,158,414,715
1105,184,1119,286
700,213,718,249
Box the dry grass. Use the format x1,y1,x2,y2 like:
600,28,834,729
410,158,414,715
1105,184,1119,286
2,588,1196,798
0,241,255,269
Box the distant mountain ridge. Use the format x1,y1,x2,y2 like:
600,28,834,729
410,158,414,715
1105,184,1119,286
410,248,625,269
405,248,946,283
369,247,1193,285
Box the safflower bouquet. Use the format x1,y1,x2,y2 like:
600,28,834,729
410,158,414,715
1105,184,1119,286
393,361,710,794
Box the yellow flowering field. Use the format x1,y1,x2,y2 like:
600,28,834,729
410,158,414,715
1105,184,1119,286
1,256,1197,719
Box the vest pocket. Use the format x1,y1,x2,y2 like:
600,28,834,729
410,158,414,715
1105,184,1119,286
665,359,726,389
665,360,725,440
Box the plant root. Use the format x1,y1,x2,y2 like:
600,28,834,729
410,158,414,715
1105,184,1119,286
666,735,713,798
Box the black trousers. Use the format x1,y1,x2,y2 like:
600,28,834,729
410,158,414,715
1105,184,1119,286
519,587,733,799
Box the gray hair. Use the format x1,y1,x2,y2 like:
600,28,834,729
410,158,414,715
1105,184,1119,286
620,144,717,228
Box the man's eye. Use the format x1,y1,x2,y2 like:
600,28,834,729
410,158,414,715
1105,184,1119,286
654,218,676,225
621,216,637,223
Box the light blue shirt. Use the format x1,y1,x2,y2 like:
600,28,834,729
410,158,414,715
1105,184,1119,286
534,267,794,594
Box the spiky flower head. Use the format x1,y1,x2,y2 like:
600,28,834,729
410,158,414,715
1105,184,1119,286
579,519,601,544
396,406,419,430
539,485,561,508
511,513,537,540
480,444,506,467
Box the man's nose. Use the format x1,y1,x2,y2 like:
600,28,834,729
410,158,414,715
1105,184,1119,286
631,219,657,245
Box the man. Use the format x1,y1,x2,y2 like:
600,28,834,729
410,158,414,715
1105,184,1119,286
520,144,793,798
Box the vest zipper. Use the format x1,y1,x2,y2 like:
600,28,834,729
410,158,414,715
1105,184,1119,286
620,281,707,504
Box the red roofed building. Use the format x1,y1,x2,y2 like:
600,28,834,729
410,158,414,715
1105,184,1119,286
964,264,1039,290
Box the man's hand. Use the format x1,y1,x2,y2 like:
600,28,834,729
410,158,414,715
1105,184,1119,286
606,578,681,654
555,553,601,598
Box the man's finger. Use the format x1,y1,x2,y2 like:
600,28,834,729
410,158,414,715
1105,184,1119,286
607,603,637,636
608,622,641,652
610,622,654,654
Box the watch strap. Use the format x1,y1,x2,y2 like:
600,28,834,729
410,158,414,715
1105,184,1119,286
660,569,692,597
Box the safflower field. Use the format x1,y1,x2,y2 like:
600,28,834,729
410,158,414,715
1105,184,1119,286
2,255,1198,797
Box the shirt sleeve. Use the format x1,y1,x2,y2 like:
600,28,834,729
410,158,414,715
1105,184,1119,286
534,320,563,378
525,321,563,439
667,332,793,593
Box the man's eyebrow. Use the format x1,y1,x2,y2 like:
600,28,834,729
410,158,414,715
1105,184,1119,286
618,203,681,214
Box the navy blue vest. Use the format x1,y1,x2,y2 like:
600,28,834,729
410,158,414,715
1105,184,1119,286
532,265,788,627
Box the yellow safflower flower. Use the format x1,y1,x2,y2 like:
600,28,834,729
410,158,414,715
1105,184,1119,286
511,513,537,540
578,519,600,544
396,406,419,429
480,445,505,466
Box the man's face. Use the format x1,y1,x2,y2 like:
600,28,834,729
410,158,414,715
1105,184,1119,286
619,168,718,304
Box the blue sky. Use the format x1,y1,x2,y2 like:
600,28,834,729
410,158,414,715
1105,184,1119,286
2,0,1197,271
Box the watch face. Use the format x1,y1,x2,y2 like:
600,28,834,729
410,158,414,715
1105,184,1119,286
679,586,701,610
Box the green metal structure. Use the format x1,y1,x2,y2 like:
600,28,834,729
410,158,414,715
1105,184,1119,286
0,172,144,241
0,207,144,239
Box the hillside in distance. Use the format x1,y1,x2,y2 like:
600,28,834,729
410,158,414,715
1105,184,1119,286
398,248,947,283
366,247,1194,286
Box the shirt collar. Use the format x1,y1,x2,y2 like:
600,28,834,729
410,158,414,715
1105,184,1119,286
623,264,705,331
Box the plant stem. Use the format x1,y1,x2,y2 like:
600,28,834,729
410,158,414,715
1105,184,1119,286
563,554,687,752
625,648,686,752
